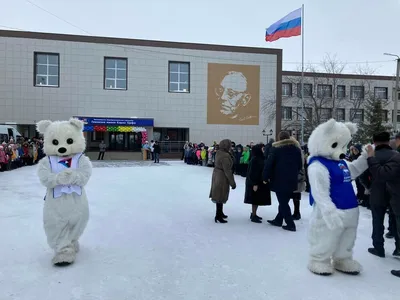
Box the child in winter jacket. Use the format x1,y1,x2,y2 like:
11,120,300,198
201,147,207,166
239,146,250,177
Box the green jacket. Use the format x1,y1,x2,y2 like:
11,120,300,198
240,150,250,164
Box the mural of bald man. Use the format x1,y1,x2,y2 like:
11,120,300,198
207,63,260,125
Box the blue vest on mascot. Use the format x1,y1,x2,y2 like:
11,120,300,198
309,156,358,210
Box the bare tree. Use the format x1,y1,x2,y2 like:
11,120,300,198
262,54,379,140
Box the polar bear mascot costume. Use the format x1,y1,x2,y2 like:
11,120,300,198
36,118,92,266
307,118,368,276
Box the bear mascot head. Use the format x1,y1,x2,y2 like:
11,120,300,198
306,118,368,277
36,118,86,157
307,118,358,161
36,118,91,267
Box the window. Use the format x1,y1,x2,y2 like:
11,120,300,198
297,107,312,120
169,62,190,93
318,108,332,121
34,52,59,87
297,83,312,97
337,85,346,98
91,131,105,142
381,110,389,122
282,106,292,120
350,86,364,100
374,87,388,99
104,57,127,90
392,110,400,122
336,108,346,121
317,84,333,98
350,109,364,122
282,83,292,97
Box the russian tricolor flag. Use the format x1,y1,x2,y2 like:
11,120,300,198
265,8,302,42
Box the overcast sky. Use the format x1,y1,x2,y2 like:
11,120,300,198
1,0,399,75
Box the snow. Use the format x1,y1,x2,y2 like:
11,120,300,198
0,160,398,300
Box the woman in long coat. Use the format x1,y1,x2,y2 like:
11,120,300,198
209,139,237,223
290,138,306,220
244,144,271,223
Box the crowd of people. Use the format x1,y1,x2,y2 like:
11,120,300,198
0,137,45,172
199,131,400,278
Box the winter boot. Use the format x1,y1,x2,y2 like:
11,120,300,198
368,247,385,258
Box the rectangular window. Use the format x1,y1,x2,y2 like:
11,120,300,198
297,83,312,97
350,86,364,100
297,107,312,120
374,87,388,99
393,110,400,122
381,110,389,122
282,83,292,97
317,84,333,98
337,85,346,98
34,52,59,87
350,109,364,122
336,108,345,121
282,106,292,120
318,108,332,121
104,57,127,90
91,131,106,142
169,61,190,93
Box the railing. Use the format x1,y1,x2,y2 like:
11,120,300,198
158,141,186,153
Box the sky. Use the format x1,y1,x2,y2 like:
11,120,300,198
0,0,399,76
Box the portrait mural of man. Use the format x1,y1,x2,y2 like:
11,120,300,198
207,63,260,125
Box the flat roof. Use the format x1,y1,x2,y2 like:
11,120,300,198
283,71,395,82
0,29,282,56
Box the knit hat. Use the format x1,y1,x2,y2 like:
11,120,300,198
372,132,390,143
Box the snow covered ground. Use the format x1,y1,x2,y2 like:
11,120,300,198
0,160,398,300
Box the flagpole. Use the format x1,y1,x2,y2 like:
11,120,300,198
300,4,305,145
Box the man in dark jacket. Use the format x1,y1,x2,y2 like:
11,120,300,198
366,132,400,264
262,131,302,231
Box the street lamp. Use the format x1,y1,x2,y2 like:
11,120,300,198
384,53,400,132
262,129,273,144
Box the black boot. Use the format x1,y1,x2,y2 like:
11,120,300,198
267,220,282,227
292,198,301,220
391,270,400,277
250,213,262,223
368,247,385,258
385,232,394,239
215,203,227,223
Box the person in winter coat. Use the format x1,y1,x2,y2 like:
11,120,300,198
366,137,400,278
290,138,306,220
365,132,400,260
244,144,271,223
209,139,237,223
98,141,106,160
234,144,243,175
153,141,161,163
264,139,275,159
0,145,6,172
350,145,366,202
262,131,303,232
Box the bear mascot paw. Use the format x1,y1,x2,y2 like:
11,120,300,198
36,118,92,266
306,119,369,276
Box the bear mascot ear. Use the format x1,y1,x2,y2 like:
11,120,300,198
36,120,52,134
323,118,337,133
69,118,84,131
344,122,358,135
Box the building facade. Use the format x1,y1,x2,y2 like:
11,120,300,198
277,71,398,141
0,30,282,152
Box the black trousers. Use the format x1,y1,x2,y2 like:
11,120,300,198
371,204,400,250
98,152,105,160
274,192,295,228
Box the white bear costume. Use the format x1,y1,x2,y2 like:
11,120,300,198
307,119,368,276
36,118,92,266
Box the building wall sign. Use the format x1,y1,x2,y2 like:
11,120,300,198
74,116,154,127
